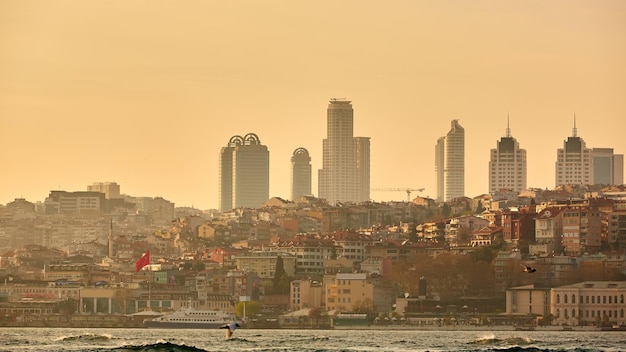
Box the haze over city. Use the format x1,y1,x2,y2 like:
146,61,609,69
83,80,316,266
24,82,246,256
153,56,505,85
1,1,625,210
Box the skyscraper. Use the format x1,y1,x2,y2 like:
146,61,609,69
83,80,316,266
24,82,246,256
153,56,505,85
592,148,624,185
555,118,593,187
219,133,269,211
355,137,371,202
489,117,527,194
435,119,465,202
291,147,312,200
318,98,370,204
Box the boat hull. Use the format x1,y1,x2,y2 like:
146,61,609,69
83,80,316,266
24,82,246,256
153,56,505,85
143,320,233,329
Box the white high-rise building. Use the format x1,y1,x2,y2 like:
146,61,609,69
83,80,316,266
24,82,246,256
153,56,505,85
435,119,465,202
219,133,269,211
489,118,527,194
291,147,312,200
555,119,593,187
318,99,369,204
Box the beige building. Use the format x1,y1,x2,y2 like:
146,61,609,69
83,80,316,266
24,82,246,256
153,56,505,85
290,279,324,311
551,281,626,327
234,251,296,279
325,273,373,313
506,284,551,318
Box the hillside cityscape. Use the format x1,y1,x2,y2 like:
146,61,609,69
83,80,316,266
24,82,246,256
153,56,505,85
1,99,625,330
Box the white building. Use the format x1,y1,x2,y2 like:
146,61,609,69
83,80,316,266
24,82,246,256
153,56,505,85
489,118,527,194
318,99,370,204
555,119,593,187
435,119,465,202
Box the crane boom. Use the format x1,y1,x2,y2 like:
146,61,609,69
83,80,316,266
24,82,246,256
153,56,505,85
371,188,425,202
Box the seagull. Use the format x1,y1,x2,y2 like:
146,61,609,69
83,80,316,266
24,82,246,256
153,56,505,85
220,322,241,339
521,264,537,273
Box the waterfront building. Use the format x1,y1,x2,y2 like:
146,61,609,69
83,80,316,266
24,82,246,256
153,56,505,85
435,119,465,202
219,133,269,211
290,147,312,201
551,281,626,327
555,118,593,187
489,118,527,194
318,99,370,205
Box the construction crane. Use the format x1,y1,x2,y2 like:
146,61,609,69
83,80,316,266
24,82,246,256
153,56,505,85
371,188,425,202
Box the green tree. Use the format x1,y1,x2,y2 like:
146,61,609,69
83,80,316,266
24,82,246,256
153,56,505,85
273,255,287,292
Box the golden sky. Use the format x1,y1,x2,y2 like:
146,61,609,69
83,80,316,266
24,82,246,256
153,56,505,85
1,0,625,209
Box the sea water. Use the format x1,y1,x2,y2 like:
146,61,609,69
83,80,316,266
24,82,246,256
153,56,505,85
0,327,624,352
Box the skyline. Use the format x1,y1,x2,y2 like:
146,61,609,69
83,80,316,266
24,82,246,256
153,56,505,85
1,1,625,209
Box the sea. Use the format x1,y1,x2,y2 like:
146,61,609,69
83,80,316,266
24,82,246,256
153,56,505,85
1,328,625,352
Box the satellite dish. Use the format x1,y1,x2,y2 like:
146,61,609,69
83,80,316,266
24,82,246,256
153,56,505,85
404,292,410,298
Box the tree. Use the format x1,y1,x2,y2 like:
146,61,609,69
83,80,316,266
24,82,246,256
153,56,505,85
273,255,287,293
309,307,322,327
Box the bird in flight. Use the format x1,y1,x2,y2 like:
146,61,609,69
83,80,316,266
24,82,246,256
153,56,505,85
521,264,537,273
220,322,241,339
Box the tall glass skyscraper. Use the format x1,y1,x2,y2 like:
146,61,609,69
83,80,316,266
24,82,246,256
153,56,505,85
318,99,370,204
435,119,465,202
489,118,527,194
291,147,312,200
219,133,269,211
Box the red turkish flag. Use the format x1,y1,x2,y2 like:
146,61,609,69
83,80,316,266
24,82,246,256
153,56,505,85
135,251,150,272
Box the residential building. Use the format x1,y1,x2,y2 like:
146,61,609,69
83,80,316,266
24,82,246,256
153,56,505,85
592,148,624,186
607,208,626,248
489,118,527,194
318,98,370,205
234,251,296,280
435,119,465,202
555,119,593,187
561,206,602,255
531,207,563,255
290,147,312,201
219,133,270,211
290,279,323,311
325,273,373,313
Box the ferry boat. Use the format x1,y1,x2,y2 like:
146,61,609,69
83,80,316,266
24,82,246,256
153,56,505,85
143,307,240,329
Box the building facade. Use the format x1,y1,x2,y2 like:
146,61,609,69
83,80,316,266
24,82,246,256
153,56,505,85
219,133,269,211
318,99,370,205
551,281,626,326
592,148,624,186
489,119,527,194
555,120,593,187
290,147,312,201
435,119,465,202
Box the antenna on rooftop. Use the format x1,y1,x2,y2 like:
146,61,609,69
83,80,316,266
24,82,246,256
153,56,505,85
505,113,511,137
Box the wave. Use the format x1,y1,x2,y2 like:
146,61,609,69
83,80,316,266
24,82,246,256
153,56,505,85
56,333,114,343
110,341,207,352
468,333,534,348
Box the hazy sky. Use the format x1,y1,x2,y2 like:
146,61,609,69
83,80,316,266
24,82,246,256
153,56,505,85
1,0,625,210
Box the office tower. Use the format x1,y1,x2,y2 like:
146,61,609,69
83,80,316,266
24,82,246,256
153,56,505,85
488,117,527,194
291,147,312,200
555,118,593,187
355,137,371,202
592,148,624,185
87,182,121,199
219,133,269,211
318,98,370,204
435,119,465,202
